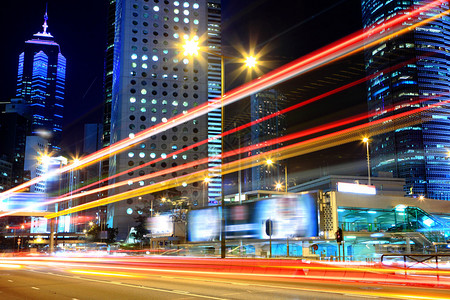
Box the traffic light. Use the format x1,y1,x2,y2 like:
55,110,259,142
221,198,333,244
265,219,274,236
336,227,343,243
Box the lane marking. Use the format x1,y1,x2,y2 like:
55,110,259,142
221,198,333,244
27,270,228,300
31,287,40,290
344,294,379,298
7,280,13,283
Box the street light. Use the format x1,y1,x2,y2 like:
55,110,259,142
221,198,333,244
183,39,258,259
266,159,288,193
362,137,371,186
203,177,210,207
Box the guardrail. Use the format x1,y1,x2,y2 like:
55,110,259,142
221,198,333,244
381,253,450,283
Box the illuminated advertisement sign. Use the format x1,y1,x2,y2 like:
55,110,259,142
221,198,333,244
187,194,318,242
187,207,220,242
146,213,174,237
337,182,376,195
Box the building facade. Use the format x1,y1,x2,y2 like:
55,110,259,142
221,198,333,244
15,10,66,151
362,0,450,199
106,0,222,238
250,89,287,191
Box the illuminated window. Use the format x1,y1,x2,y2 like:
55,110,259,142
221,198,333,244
153,6,159,11
174,17,179,22
183,58,189,64
131,53,138,60
140,107,146,112
132,62,137,68
151,117,157,122
183,18,189,23
193,19,199,25
142,63,148,69
141,89,147,95
162,117,168,122
141,98,147,104
174,8,179,14
193,3,199,9
183,10,189,15
174,1,180,6
151,99,157,104
142,55,148,61
127,208,133,215
139,152,145,158
130,97,136,103
161,153,167,158
172,100,178,106
150,153,156,158
129,133,135,138
183,2,189,8
183,101,188,107
128,152,135,158
152,55,158,61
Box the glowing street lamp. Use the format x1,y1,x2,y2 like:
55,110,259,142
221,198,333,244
245,56,257,68
266,159,288,193
183,39,258,259
362,137,371,186
182,39,199,56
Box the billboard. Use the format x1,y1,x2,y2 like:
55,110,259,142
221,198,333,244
146,213,174,237
188,194,318,242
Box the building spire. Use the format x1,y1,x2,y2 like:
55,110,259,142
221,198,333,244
35,3,52,37
42,3,49,35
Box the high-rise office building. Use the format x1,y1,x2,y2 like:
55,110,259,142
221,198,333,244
362,1,450,199
250,89,287,191
16,10,66,151
106,0,222,238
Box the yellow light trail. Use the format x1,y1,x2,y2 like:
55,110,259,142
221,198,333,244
0,0,447,205
45,100,440,219
70,269,142,278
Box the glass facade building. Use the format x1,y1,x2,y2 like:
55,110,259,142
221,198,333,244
250,89,287,191
15,11,66,151
106,0,222,238
362,0,450,199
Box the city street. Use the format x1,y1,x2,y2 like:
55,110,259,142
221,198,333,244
0,256,449,299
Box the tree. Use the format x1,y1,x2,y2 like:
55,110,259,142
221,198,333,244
87,223,118,244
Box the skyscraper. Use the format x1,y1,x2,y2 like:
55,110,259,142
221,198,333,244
106,0,221,238
250,89,287,191
362,1,450,200
16,9,66,151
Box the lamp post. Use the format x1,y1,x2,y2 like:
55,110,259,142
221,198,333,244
266,159,288,193
5,225,16,251
183,39,257,259
363,137,371,186
203,177,210,207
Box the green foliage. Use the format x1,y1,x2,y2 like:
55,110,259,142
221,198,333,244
87,223,118,244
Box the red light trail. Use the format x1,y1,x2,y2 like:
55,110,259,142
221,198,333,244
0,0,448,214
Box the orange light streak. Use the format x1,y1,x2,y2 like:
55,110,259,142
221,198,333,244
0,0,446,203
45,94,447,219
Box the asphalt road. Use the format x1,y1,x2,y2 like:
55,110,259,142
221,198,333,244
0,257,449,300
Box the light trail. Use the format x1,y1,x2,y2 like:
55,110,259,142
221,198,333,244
5,256,449,291
0,0,446,203
56,54,426,203
0,92,431,217
44,94,448,219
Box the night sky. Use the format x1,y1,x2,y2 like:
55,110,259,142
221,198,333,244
0,0,363,166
